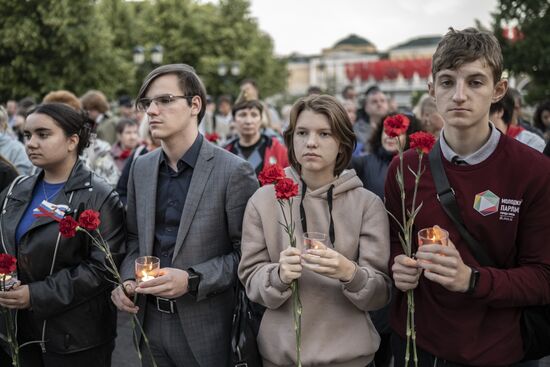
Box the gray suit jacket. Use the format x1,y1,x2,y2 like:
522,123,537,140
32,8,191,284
120,139,258,366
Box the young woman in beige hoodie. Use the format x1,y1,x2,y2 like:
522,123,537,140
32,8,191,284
239,95,391,367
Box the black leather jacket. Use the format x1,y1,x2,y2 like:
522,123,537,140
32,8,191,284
0,160,125,354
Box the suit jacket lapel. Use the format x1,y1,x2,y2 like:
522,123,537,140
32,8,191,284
172,141,215,261
143,149,161,256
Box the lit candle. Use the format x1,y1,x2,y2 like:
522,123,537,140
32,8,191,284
418,226,449,247
135,256,160,284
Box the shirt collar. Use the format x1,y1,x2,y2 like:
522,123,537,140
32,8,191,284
439,122,501,165
159,133,203,170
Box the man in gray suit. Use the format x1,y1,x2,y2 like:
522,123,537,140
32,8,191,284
111,64,258,367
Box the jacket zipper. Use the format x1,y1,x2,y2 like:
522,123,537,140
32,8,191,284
40,191,75,353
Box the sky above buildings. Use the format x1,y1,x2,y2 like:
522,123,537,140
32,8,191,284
249,0,499,55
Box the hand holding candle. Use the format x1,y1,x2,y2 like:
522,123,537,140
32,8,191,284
416,227,472,292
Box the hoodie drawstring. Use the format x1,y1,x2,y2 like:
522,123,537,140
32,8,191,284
299,179,336,245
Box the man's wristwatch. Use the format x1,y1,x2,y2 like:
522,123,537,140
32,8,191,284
187,269,201,295
466,267,480,294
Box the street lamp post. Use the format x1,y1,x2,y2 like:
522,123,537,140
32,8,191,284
217,61,241,96
133,45,163,93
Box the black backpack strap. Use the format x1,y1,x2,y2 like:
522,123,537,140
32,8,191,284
428,141,496,267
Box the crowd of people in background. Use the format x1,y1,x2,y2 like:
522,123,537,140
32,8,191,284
0,26,550,367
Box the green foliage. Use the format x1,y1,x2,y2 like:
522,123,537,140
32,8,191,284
493,0,550,103
0,0,286,103
140,0,286,99
0,0,134,101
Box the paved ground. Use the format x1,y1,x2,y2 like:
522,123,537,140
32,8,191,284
112,311,141,367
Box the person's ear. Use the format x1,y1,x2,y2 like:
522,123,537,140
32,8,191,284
492,79,508,103
68,134,79,153
190,96,202,117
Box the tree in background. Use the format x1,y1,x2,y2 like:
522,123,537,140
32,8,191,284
0,0,134,101
141,0,286,99
493,0,550,103
0,0,286,102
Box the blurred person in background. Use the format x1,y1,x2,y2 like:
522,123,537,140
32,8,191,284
354,86,389,154
239,78,282,135
420,96,444,138
116,116,160,205
490,91,545,152
533,100,550,142
509,88,544,137
0,105,33,175
81,90,118,145
13,97,37,142
224,99,288,175
110,118,140,172
306,86,323,96
117,95,135,120
6,100,17,127
341,84,357,105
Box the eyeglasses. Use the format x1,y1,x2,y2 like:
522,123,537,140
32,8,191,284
137,94,193,111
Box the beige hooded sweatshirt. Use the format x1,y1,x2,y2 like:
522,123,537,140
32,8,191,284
238,167,391,367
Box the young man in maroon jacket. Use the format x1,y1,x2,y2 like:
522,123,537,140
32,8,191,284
386,28,550,366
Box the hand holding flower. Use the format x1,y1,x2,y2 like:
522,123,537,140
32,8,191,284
279,247,303,285
111,280,138,314
301,247,357,282
0,284,30,309
392,255,422,292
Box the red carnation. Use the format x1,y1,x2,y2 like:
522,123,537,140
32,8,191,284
383,114,410,138
78,209,101,231
409,131,436,154
59,216,79,238
0,254,16,275
274,178,299,200
205,132,220,143
258,164,286,186
119,149,132,160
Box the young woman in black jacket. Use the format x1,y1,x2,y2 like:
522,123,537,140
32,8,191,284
0,103,125,367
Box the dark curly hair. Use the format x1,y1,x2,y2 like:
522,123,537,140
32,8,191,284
29,103,93,156
534,100,550,132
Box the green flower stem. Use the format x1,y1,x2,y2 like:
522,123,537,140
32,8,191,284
1,275,19,366
387,137,427,367
78,227,157,367
278,198,302,366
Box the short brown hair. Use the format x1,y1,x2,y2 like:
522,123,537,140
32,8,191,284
284,95,356,176
432,28,503,84
232,99,263,118
136,64,207,124
81,90,110,113
43,90,82,111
